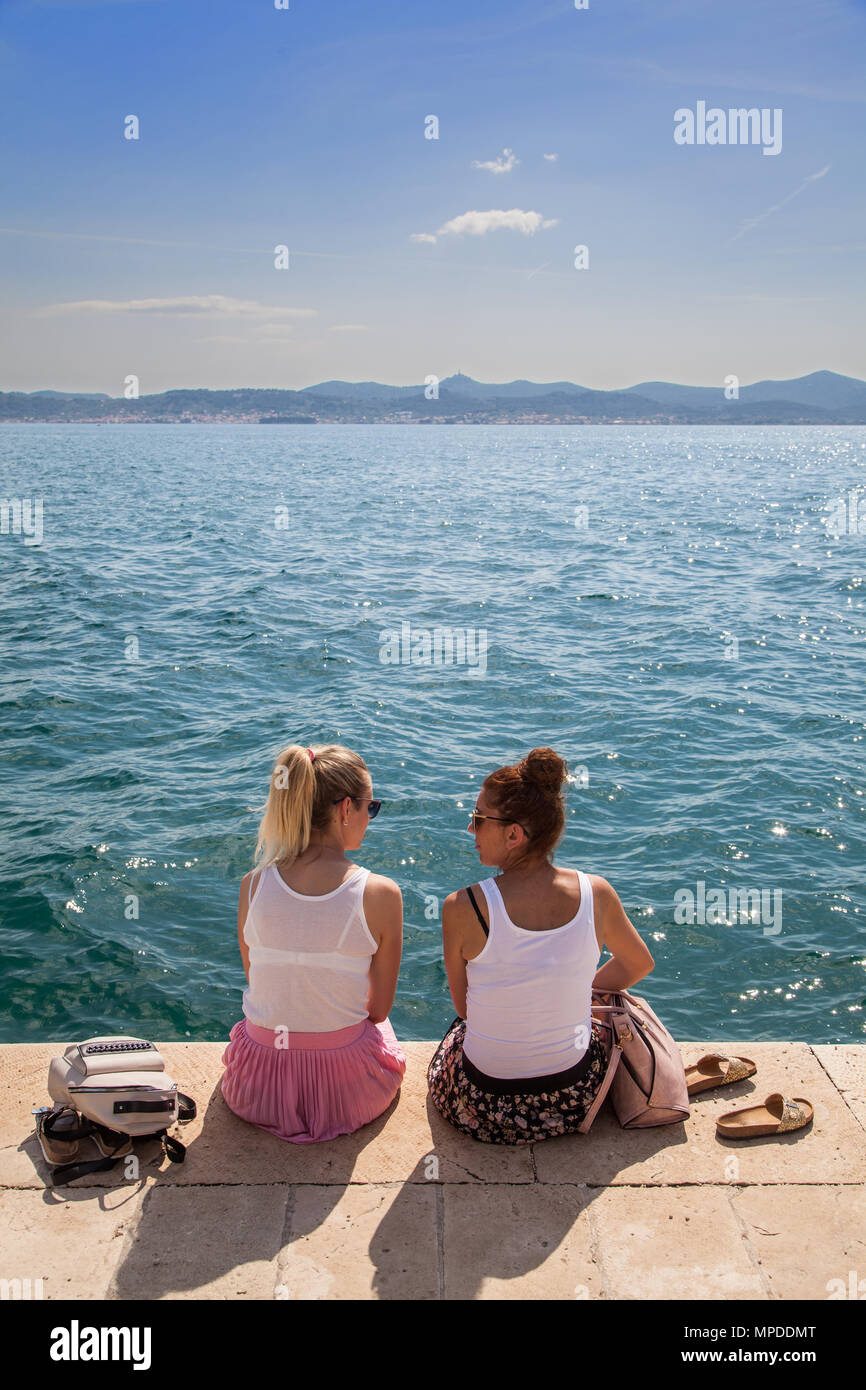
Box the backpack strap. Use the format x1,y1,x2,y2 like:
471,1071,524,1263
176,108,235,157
465,885,489,937
50,1154,124,1184
161,1093,197,1162
178,1092,197,1122
162,1132,187,1163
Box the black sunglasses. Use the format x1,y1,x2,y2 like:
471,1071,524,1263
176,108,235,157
334,796,382,819
468,809,527,835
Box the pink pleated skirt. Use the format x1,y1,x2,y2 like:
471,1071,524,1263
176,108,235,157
220,1015,407,1143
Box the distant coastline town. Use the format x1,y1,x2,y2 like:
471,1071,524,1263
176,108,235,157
2,371,865,425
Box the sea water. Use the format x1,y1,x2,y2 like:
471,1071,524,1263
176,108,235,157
0,424,863,1043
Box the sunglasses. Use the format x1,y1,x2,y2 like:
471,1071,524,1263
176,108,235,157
334,796,382,819
468,809,527,834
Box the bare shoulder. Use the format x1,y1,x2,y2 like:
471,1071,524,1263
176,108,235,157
362,873,403,911
362,874,402,949
443,884,489,937
443,886,471,911
586,876,620,945
444,884,484,916
361,878,403,934
366,878,405,900
587,874,618,908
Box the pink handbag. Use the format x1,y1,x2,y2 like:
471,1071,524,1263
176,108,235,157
579,989,690,1132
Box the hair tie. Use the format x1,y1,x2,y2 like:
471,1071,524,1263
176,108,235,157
306,747,316,763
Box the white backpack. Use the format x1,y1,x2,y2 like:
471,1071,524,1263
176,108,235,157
34,1035,196,1184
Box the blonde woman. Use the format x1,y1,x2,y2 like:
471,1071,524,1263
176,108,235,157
221,743,406,1143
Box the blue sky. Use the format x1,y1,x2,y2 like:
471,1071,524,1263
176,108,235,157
1,0,864,392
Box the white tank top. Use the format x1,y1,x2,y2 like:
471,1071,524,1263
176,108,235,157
241,863,378,1032
463,872,601,1079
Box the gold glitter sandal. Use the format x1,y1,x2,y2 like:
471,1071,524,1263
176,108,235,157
715,1092,814,1139
685,1052,756,1096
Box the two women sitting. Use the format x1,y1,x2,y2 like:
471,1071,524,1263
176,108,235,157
221,742,654,1146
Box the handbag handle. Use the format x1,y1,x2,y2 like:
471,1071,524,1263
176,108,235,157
577,992,636,1132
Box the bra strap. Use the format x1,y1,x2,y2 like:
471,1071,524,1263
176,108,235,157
465,885,489,938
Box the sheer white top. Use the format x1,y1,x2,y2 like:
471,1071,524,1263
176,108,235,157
241,863,377,1032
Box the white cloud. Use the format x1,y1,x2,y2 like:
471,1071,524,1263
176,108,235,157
409,232,438,244
35,295,317,319
330,324,369,332
543,153,559,162
472,148,519,174
435,209,559,238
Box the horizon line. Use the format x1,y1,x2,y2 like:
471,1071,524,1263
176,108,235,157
6,366,866,397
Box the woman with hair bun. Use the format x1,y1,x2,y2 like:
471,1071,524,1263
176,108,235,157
427,746,654,1144
221,742,406,1143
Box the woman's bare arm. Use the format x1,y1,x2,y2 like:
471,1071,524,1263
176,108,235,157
441,891,471,1019
364,875,403,1024
590,875,654,995
237,871,256,984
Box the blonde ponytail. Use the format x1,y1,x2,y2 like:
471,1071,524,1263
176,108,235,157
254,742,369,867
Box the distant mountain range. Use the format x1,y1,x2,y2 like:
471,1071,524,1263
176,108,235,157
2,370,865,424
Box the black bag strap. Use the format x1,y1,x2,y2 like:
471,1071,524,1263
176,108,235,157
465,885,489,937
178,1092,197,1122
113,1098,175,1115
51,1154,122,1184
163,1132,187,1163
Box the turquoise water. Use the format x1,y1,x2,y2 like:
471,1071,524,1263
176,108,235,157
1,423,864,1044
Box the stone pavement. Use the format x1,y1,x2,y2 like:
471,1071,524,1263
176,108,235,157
1,1040,864,1300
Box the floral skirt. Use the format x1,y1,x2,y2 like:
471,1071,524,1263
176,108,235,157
427,1016,610,1145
